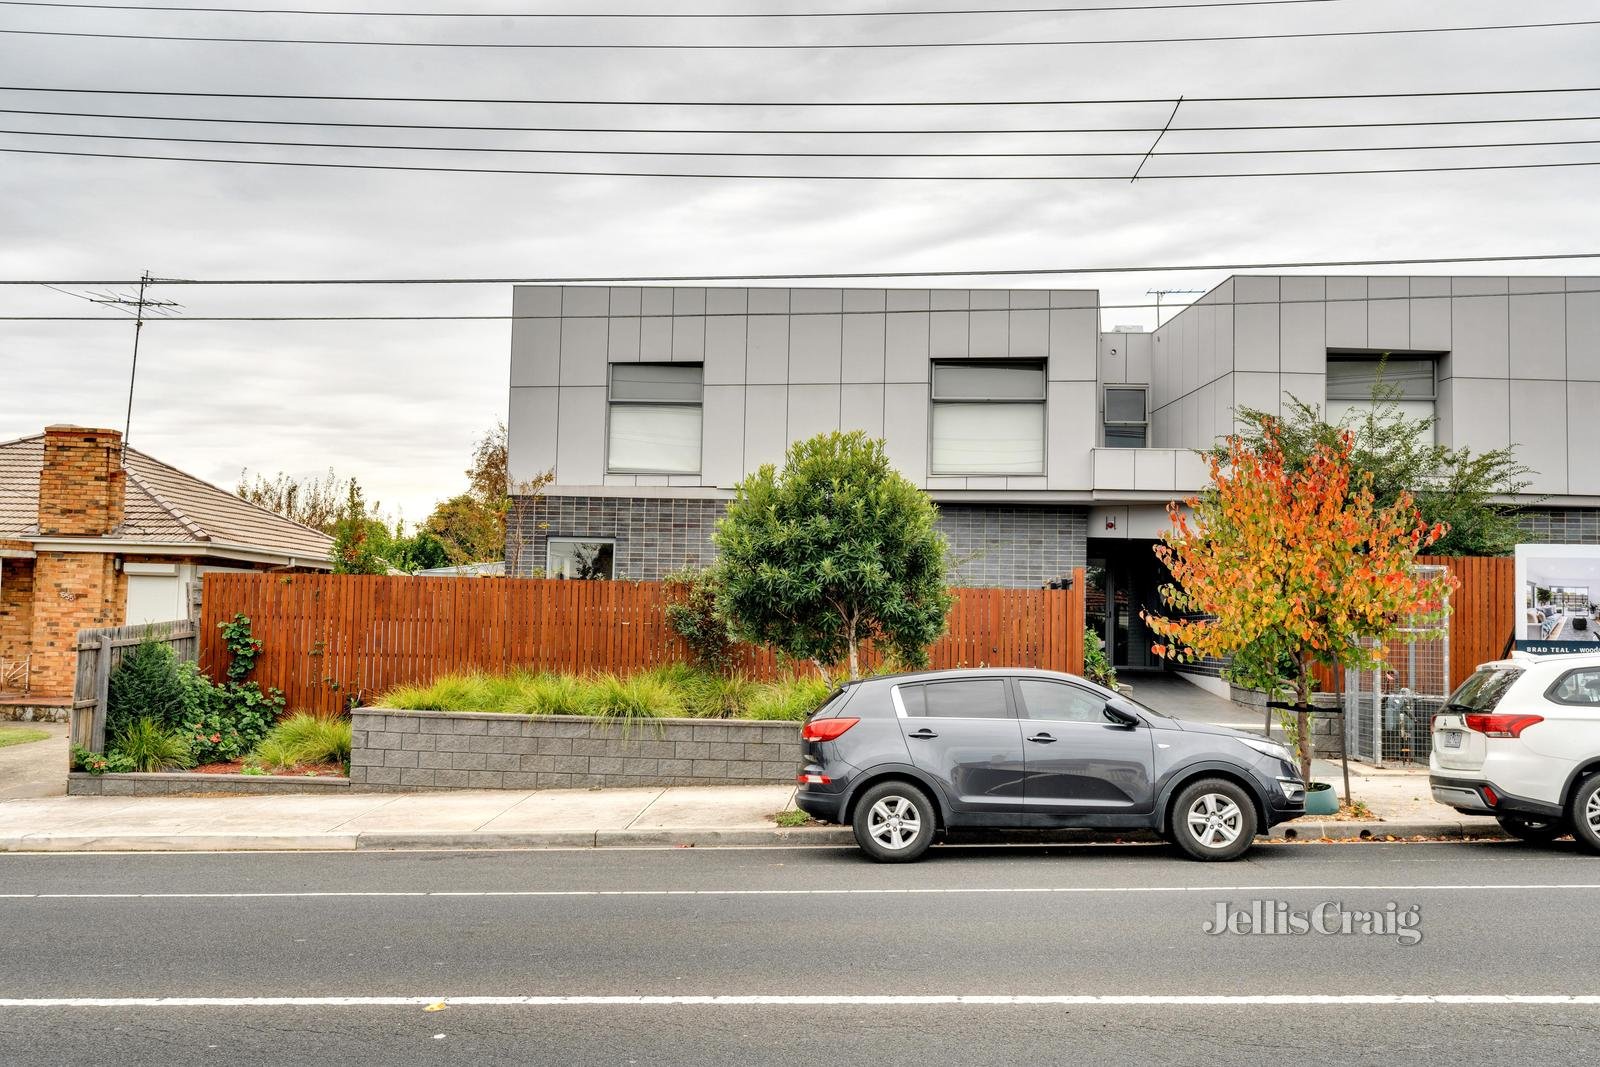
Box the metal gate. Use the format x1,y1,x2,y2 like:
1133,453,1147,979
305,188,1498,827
1343,565,1450,767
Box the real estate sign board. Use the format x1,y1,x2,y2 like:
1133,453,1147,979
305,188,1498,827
1514,544,1600,654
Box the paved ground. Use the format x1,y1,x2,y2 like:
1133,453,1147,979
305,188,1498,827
0,721,67,799
1,843,1597,1064
0,784,807,850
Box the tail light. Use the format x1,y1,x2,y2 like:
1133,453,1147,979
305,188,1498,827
1464,713,1544,738
801,717,859,742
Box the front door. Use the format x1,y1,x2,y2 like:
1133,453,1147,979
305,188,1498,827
896,677,1025,822
1014,678,1155,814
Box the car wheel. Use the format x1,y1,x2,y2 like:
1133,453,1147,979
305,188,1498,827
852,781,936,863
1170,778,1258,862
1569,775,1600,855
1495,814,1566,844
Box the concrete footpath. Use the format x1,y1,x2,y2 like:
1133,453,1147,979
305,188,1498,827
0,775,1505,853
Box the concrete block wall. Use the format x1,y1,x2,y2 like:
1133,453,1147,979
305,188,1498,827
351,708,803,791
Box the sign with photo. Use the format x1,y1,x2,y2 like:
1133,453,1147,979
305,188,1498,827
1514,544,1600,654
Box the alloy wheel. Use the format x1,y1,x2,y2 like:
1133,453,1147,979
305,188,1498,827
868,796,922,851
1186,793,1244,850
1588,789,1600,833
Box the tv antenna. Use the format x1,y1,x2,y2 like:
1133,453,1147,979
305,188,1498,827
1146,288,1205,327
46,272,183,461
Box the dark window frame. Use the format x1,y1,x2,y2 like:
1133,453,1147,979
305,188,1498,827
605,362,705,476
1014,678,1112,723
897,678,1016,720
1545,668,1600,707
928,359,1048,477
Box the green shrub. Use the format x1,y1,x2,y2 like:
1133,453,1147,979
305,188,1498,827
582,672,681,722
106,638,188,734
745,676,834,721
663,568,737,674
109,717,195,773
253,714,352,770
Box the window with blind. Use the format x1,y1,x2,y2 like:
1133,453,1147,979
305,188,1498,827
1325,356,1436,438
607,363,703,474
1103,386,1148,448
929,361,1046,475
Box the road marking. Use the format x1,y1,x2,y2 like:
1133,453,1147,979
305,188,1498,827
1,883,1598,900
1,995,1598,1008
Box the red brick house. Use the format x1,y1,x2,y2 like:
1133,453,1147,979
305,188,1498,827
0,426,332,706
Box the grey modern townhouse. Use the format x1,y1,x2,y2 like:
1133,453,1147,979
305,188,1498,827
506,276,1600,672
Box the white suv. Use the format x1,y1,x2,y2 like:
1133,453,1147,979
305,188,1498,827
1431,653,1600,850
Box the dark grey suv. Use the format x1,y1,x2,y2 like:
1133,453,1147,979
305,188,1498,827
794,668,1306,862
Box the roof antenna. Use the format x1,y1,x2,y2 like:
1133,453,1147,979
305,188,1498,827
84,271,182,463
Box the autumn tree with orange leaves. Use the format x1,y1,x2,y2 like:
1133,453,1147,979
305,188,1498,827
1144,426,1455,783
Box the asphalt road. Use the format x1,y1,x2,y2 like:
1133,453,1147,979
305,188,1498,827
2,840,1599,1065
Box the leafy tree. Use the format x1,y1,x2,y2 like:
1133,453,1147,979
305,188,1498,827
1215,368,1530,556
330,482,389,575
1146,427,1455,782
425,421,552,565
236,468,358,533
714,431,952,681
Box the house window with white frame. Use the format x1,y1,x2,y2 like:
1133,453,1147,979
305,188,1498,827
606,363,703,475
1102,386,1148,448
929,361,1046,475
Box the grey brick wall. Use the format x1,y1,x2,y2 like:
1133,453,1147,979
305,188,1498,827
351,708,803,791
938,504,1087,587
508,493,1088,588
508,495,724,581
1517,507,1600,545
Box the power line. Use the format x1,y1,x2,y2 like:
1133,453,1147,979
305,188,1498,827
4,286,1595,322
5,84,1596,107
8,126,1600,158
6,105,1599,137
3,19,1595,50
5,251,1596,286
0,0,1367,17
8,144,1600,178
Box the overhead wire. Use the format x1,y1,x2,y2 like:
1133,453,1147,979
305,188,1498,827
1,18,1596,50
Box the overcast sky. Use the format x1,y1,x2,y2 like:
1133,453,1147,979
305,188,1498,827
2,0,1597,523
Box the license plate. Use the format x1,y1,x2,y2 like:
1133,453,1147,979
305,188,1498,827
1440,730,1465,749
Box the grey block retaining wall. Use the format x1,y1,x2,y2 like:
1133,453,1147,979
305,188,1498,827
351,708,803,791
67,771,351,796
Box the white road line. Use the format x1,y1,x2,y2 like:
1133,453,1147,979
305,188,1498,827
1,995,1598,1008
1,883,1598,900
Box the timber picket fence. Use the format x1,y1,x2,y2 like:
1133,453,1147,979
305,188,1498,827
200,571,1088,716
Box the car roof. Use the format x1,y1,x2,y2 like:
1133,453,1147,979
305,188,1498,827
849,666,1102,687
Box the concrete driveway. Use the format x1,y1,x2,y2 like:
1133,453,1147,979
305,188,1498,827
0,721,68,799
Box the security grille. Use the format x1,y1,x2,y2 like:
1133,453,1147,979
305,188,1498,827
1343,565,1451,767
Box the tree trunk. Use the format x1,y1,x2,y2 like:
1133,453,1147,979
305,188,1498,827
1295,653,1314,785
846,616,860,681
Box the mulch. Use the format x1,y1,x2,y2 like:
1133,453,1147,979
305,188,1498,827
191,761,346,777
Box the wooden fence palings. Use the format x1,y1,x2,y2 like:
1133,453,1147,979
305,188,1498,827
72,619,198,753
201,573,1090,716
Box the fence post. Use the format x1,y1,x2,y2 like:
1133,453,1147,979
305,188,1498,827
90,633,112,753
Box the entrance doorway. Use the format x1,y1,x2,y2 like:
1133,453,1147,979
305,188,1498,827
1084,540,1169,672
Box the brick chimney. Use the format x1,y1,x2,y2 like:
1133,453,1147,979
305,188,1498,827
37,425,126,536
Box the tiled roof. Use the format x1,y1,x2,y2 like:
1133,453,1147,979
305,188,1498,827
0,433,333,564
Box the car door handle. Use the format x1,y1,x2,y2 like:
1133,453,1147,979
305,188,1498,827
1027,733,1058,744
907,729,939,740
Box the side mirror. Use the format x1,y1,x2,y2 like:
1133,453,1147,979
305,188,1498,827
1103,704,1140,728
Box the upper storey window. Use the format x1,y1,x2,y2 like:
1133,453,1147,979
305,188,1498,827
607,363,703,475
929,361,1046,476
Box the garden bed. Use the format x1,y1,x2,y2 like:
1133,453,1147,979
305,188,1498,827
192,760,346,777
